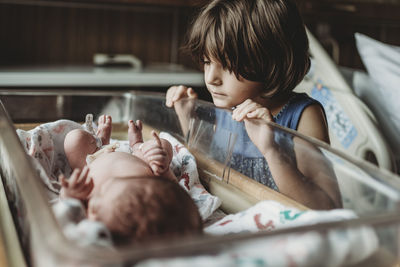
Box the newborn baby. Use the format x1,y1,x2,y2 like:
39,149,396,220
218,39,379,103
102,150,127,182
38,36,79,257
60,115,203,244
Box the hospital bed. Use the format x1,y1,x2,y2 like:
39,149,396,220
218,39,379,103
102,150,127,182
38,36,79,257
295,30,396,173
1,90,400,267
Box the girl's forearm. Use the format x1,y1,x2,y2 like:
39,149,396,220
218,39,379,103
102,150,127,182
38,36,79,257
264,149,337,210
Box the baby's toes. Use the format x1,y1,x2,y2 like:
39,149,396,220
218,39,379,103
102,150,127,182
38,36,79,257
128,120,143,147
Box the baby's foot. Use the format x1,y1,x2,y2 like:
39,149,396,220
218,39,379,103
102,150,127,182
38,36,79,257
96,115,112,146
128,120,143,149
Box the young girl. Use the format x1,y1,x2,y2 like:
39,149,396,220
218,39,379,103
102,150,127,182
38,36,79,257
166,0,341,209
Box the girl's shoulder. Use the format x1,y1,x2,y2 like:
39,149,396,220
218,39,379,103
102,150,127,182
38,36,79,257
275,92,325,130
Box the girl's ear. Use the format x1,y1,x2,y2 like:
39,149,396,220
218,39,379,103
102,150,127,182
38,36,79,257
87,197,99,221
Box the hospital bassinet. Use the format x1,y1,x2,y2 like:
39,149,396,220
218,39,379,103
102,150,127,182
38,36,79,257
1,90,400,266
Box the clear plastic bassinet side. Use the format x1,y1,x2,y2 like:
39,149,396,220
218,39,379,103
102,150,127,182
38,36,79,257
183,98,400,213
1,91,400,266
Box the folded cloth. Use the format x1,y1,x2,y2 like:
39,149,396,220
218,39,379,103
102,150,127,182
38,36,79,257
17,120,84,198
137,201,378,267
52,198,113,248
205,200,358,234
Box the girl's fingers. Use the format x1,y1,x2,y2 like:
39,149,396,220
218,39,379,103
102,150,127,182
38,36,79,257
233,101,258,121
166,85,193,107
166,85,198,107
166,86,178,107
247,107,272,121
232,99,255,119
187,87,198,99
173,85,188,102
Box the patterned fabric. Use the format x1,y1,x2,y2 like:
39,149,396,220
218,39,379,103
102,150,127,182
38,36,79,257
210,92,324,190
17,120,84,197
137,201,378,267
160,132,222,220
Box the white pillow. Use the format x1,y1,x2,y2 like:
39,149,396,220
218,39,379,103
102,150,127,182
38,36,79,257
355,33,400,159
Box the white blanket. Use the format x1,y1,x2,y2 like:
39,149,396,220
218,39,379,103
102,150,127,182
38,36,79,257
139,201,378,267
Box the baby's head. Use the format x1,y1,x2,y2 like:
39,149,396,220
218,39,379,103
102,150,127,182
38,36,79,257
186,0,310,98
64,129,99,170
87,176,203,245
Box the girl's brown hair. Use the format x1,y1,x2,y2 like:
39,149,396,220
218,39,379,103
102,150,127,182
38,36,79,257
186,0,310,98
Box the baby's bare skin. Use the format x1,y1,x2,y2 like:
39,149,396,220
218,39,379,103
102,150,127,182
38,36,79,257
61,116,176,201
88,151,154,193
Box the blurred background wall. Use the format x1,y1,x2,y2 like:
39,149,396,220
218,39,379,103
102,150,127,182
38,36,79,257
0,0,398,71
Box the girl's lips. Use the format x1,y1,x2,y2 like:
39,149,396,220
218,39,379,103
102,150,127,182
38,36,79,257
210,90,225,96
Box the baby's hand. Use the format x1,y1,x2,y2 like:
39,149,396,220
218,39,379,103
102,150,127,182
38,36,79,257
59,166,94,201
166,85,198,107
232,99,276,155
141,131,170,176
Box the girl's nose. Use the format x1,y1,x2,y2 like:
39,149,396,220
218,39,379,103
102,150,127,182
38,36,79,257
205,64,222,86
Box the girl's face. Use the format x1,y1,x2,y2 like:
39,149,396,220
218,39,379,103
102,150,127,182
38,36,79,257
203,58,264,108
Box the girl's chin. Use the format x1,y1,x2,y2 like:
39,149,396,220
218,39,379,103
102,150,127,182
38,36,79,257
212,99,235,109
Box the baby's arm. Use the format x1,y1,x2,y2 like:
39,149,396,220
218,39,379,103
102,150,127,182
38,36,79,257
59,166,94,202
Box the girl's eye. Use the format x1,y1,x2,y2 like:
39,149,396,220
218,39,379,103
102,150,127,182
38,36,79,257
201,59,211,65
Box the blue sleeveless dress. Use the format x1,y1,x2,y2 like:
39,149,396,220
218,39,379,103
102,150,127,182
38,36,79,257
210,92,325,191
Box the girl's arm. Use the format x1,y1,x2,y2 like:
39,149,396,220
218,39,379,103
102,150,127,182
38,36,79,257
233,101,341,210
293,104,342,208
166,85,198,136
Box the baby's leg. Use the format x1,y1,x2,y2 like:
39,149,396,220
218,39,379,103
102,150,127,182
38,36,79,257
96,115,112,146
128,119,144,152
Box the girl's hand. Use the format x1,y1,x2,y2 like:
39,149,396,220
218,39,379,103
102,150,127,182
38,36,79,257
59,166,94,201
140,131,170,176
166,85,198,107
232,99,276,155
